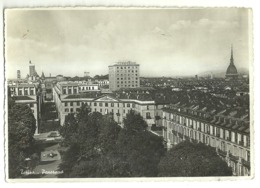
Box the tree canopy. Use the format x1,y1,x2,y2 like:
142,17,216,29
158,141,233,177
58,109,165,177
8,101,37,178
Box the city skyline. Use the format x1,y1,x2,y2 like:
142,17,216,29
5,8,250,78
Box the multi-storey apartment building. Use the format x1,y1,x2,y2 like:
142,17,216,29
53,83,164,127
109,61,140,91
8,82,40,134
162,104,250,176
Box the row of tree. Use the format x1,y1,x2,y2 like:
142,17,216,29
58,104,232,177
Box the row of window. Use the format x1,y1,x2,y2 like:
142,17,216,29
116,66,138,69
117,77,139,80
117,84,139,88
116,74,138,77
117,81,139,84
17,88,35,96
65,107,133,115
63,101,154,112
165,118,250,148
117,70,138,72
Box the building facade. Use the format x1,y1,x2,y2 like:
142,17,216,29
53,82,162,127
9,83,41,134
162,104,250,176
109,61,140,91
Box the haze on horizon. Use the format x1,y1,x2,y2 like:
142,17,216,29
5,8,250,79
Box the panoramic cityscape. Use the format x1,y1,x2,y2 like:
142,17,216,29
5,9,251,179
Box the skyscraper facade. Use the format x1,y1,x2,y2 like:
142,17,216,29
109,61,140,91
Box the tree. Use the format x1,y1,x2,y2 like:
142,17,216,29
123,110,148,132
115,110,165,177
59,113,78,145
58,111,122,178
158,141,233,177
8,102,36,178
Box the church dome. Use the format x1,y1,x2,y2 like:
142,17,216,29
225,46,238,79
226,64,238,75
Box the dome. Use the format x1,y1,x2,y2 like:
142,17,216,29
225,46,238,79
226,64,238,75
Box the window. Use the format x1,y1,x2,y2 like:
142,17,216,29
94,102,97,106
112,109,114,113
18,89,22,96
65,102,68,106
99,102,103,107
105,103,108,107
63,88,66,94
147,105,149,110
123,110,125,114
118,103,120,107
70,108,73,113
70,102,73,106
30,103,34,108
77,101,80,106
123,103,125,107
100,109,102,113
24,88,28,95
30,88,34,95
111,103,114,107
73,87,77,93
132,103,135,108
68,87,72,94
146,112,151,119
127,103,130,107
65,109,69,112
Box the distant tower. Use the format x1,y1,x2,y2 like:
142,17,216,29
109,61,140,91
84,72,90,77
29,60,36,76
226,45,238,79
17,70,21,79
210,72,214,79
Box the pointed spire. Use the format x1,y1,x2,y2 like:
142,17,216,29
230,44,234,65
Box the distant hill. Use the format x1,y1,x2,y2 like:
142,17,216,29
198,68,249,78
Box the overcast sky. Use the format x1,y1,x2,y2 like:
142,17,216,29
5,8,250,79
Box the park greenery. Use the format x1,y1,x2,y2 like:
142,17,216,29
8,97,37,178
58,104,233,177
158,141,233,177
58,105,165,177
